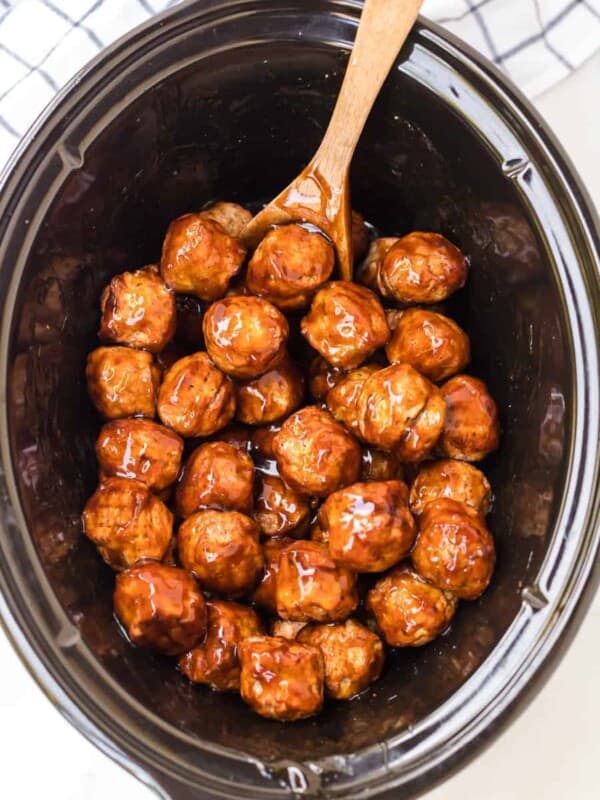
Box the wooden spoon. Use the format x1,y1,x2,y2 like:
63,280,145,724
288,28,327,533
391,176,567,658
240,0,425,279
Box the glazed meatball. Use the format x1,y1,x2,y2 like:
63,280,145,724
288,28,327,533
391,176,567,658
99,265,176,352
351,210,371,263
380,232,468,304
95,418,183,492
409,459,492,516
114,562,206,655
238,636,324,720
203,296,289,379
361,447,403,482
319,480,416,572
412,498,495,599
385,308,470,382
83,477,173,570
271,620,307,640
178,509,263,595
249,537,293,613
438,374,500,461
157,352,235,437
308,355,347,401
301,281,390,369
356,364,446,462
254,474,311,537
277,540,358,622
273,406,361,497
356,237,398,293
310,521,328,545
86,346,160,420
325,364,379,437
247,224,334,309
200,201,252,238
160,213,246,301
179,600,263,691
298,618,384,699
366,565,457,647
209,423,252,454
176,441,254,517
250,423,281,460
236,356,305,425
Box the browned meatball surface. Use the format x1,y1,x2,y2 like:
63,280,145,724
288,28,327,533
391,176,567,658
361,447,403,482
271,619,307,639
254,474,311,537
176,441,254,517
179,600,263,691
301,281,390,369
298,618,384,699
86,346,160,420
356,237,398,293
380,232,468,304
409,459,492,516
96,419,183,492
247,224,334,309
200,201,252,238
83,477,173,570
385,308,470,382
439,374,500,461
249,537,293,613
356,364,445,462
273,406,361,497
319,480,416,572
236,356,305,425
238,636,324,720
351,210,371,263
157,352,235,437
277,540,358,622
203,295,289,379
326,364,379,438
412,498,495,599
308,355,347,401
114,562,206,655
366,565,457,647
310,521,328,544
160,213,245,301
178,509,263,595
99,265,176,353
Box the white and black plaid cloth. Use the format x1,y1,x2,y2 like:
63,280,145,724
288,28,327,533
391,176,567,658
0,0,598,169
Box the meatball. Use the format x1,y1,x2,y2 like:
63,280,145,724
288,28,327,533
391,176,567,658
254,474,311,537
319,480,416,572
361,447,403,482
249,537,293,613
236,356,305,425
250,423,281,460
203,296,289,379
99,265,176,352
200,201,252,238
86,346,160,420
114,562,206,655
412,498,495,599
238,636,324,720
83,477,173,570
351,210,371,263
298,618,384,699
366,565,457,647
277,540,358,622
438,374,500,461
271,620,307,640
356,364,446,462
409,459,492,516
308,355,346,401
380,232,468,304
157,352,235,437
178,509,263,595
325,364,379,438
160,213,246,301
273,406,361,497
176,441,254,517
310,521,328,545
179,600,263,691
356,237,398,293
209,423,252,454
301,281,390,369
247,224,334,309
385,308,470,382
95,418,183,492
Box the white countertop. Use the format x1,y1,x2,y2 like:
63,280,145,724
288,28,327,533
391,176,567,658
1,49,599,800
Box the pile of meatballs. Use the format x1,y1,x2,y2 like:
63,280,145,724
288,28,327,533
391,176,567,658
83,200,500,722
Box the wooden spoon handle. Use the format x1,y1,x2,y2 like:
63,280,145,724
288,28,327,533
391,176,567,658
313,0,424,185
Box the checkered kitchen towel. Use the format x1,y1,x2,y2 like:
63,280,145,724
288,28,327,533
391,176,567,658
0,0,598,169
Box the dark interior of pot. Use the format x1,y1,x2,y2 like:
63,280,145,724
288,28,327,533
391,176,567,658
6,39,568,760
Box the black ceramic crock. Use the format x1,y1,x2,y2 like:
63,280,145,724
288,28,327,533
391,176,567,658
0,1,599,798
